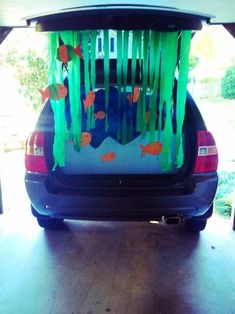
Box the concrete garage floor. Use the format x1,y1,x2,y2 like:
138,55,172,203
0,151,235,314
0,210,235,314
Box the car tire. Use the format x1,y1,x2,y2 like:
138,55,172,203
183,218,207,232
37,217,64,229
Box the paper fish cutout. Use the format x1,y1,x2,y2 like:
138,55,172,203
39,84,67,103
83,91,96,112
57,37,83,70
81,132,92,146
95,111,106,120
101,152,116,162
146,111,158,123
140,141,163,156
73,45,83,59
127,86,140,104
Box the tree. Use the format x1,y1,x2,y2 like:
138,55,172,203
14,50,48,111
221,65,235,99
0,29,48,112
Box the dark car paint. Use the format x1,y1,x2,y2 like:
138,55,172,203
26,4,211,32
25,92,218,221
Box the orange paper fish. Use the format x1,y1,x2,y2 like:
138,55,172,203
101,152,116,162
127,86,140,104
39,84,67,103
81,132,92,146
83,91,95,112
57,38,83,70
140,142,163,156
95,111,106,120
73,44,83,59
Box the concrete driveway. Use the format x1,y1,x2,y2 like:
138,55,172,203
0,151,235,314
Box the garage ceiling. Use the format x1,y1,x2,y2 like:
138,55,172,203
0,0,235,28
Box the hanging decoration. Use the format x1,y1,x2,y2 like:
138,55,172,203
45,29,192,172
39,83,67,103
56,37,83,71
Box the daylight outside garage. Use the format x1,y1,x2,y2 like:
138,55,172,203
0,2,235,314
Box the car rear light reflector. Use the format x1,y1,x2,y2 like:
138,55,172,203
194,131,218,173
25,131,48,173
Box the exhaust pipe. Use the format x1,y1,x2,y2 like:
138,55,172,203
163,216,181,225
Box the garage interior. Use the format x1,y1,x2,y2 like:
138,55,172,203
1,1,235,313
1,159,235,313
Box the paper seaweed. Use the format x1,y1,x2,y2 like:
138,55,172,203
46,29,191,171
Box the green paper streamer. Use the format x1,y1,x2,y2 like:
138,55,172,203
82,31,91,130
61,31,81,151
90,30,97,129
140,30,150,138
121,30,129,144
48,32,67,170
149,31,156,91
149,31,161,144
136,30,143,132
48,33,57,85
160,32,178,172
175,31,192,167
104,30,110,131
116,30,123,109
158,33,167,135
131,31,138,96
122,30,129,91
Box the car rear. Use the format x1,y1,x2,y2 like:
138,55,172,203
25,92,218,222
24,5,218,230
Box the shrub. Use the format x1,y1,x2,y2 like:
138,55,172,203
215,171,235,216
221,65,235,99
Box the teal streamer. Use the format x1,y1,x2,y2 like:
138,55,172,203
61,31,81,151
175,31,192,167
149,31,161,144
136,31,143,132
90,30,97,129
104,29,110,131
82,30,91,130
149,30,156,91
48,32,67,169
116,30,123,109
160,32,178,172
131,31,138,96
140,30,150,138
121,30,129,144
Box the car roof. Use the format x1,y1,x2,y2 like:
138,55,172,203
0,0,235,28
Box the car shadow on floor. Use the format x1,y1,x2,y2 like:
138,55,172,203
42,221,202,313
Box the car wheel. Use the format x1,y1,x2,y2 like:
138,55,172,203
37,217,64,229
183,218,207,232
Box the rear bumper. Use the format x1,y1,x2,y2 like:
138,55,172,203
25,172,218,221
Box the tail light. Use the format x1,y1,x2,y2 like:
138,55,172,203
25,131,48,173
194,131,218,173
